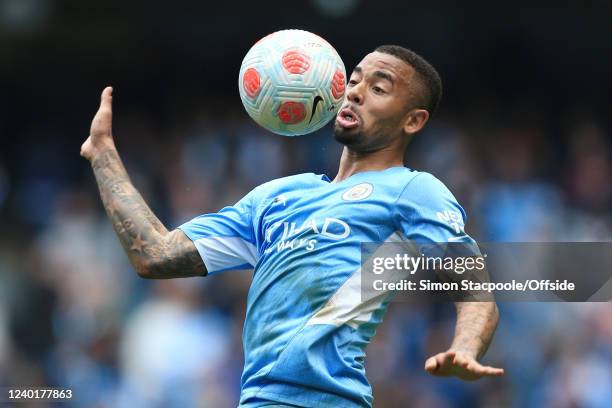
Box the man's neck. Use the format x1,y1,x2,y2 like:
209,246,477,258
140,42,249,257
333,146,404,183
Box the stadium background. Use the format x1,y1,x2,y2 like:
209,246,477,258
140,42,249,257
1,1,611,406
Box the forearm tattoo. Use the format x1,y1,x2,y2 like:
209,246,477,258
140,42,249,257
91,148,206,278
451,302,498,359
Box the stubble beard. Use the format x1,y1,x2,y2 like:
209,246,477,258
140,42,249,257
333,124,366,148
333,122,388,153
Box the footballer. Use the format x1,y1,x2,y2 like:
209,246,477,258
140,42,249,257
81,45,503,407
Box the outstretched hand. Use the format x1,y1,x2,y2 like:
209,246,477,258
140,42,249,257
424,350,504,381
81,86,115,162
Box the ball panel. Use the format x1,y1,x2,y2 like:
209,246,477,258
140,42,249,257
282,49,311,74
243,68,261,99
277,101,306,124
331,70,346,100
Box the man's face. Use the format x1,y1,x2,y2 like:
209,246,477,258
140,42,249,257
333,52,417,152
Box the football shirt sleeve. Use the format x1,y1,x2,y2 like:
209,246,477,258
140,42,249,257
395,172,474,244
177,188,259,275
395,173,489,301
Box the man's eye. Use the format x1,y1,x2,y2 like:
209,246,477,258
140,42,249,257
348,79,358,86
373,86,385,94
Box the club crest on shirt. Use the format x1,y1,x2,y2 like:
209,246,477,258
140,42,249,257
342,183,373,201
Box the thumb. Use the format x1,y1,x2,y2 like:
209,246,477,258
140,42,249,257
424,356,438,373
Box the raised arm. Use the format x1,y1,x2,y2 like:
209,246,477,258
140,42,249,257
424,301,504,380
80,87,206,279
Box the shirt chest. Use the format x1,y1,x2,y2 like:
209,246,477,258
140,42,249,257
255,182,398,248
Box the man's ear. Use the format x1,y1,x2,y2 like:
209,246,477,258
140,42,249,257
403,109,429,135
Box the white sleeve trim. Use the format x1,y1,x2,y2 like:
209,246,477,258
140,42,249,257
193,236,258,274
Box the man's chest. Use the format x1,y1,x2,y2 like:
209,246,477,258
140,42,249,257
255,182,399,252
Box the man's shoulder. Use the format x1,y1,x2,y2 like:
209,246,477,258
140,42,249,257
404,170,449,190
398,169,458,204
252,172,325,196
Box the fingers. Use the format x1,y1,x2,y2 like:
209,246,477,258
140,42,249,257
89,86,114,139
453,353,505,378
424,356,438,373
452,352,471,370
424,351,455,375
469,363,505,377
426,350,505,379
100,86,113,112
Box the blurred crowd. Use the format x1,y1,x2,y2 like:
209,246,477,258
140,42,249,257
1,101,611,407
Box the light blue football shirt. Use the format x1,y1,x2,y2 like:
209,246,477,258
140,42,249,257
179,166,473,408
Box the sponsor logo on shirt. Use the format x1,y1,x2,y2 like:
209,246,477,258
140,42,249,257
264,217,350,254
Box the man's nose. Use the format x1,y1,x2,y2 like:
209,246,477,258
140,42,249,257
346,83,364,105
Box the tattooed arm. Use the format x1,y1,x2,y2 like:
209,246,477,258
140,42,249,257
424,302,504,380
81,87,206,279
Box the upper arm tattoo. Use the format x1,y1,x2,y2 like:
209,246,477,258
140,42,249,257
144,229,207,278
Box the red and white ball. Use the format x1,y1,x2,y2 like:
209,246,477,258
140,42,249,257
238,29,346,136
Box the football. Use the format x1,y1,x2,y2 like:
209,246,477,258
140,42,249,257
238,29,346,136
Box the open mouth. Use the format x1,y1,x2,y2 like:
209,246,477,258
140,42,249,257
336,108,360,129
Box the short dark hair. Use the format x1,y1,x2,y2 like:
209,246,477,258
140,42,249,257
375,45,442,116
